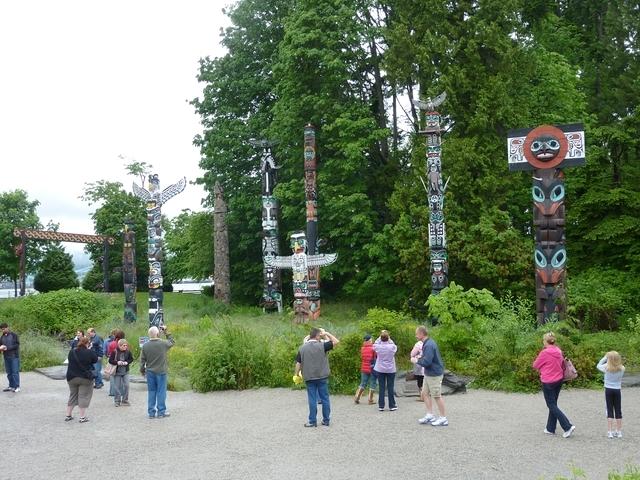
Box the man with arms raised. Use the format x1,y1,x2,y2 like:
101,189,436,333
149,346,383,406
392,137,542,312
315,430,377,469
140,325,175,418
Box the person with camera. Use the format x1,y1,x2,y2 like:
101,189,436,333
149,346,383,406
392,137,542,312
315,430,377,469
140,325,175,419
295,327,339,427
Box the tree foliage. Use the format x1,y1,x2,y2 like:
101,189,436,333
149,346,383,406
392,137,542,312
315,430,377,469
34,245,78,293
192,0,640,314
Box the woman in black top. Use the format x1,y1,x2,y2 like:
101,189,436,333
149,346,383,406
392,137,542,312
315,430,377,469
65,336,98,423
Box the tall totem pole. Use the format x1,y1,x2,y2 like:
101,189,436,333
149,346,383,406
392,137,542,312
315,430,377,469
122,218,137,322
251,140,283,312
303,124,323,319
507,124,585,324
133,174,186,327
213,182,231,304
414,93,449,295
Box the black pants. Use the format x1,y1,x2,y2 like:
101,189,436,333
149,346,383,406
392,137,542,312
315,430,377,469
605,388,622,419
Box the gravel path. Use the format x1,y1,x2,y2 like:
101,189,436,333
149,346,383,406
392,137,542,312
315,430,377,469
2,372,639,479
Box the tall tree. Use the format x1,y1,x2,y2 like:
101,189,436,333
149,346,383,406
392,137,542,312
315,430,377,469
0,190,42,295
164,209,214,283
34,245,78,293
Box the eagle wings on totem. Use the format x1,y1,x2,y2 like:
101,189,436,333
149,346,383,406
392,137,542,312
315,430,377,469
265,253,338,270
133,177,187,205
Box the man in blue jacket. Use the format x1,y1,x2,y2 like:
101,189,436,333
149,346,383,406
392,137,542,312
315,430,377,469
0,322,20,392
411,325,447,426
87,328,104,389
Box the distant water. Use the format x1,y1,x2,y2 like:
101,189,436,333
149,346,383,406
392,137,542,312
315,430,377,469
0,288,37,299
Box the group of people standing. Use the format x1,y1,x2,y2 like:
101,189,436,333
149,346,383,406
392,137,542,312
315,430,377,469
62,325,175,423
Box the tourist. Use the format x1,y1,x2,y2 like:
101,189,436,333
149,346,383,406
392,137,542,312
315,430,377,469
413,325,448,426
109,338,134,407
87,327,104,389
69,329,84,349
373,330,397,412
532,332,575,438
410,336,425,402
65,336,98,423
295,327,339,427
597,351,625,438
354,334,376,405
0,322,20,392
140,325,175,418
106,329,125,397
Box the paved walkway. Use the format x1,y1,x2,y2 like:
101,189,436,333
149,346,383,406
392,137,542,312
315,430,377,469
2,373,639,479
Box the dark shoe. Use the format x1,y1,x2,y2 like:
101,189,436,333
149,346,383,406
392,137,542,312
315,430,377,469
115,402,120,407
321,420,330,426
304,422,317,427
121,400,130,406
94,384,103,389
2,387,13,392
148,415,156,419
79,417,89,423
390,406,398,411
64,416,74,422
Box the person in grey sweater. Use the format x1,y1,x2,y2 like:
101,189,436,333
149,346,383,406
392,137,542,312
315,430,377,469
295,327,339,427
140,325,175,419
596,351,625,438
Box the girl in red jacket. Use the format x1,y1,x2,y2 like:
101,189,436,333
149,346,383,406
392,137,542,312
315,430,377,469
354,334,376,405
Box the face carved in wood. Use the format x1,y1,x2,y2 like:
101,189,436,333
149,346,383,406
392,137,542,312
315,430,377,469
530,135,561,162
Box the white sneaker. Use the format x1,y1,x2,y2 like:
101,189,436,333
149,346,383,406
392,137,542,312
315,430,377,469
562,425,576,438
608,431,614,439
418,414,436,424
615,431,623,438
431,416,449,427
544,429,555,435
13,387,20,393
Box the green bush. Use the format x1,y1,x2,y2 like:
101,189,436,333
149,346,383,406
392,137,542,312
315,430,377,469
13,333,67,371
0,289,116,336
191,322,272,391
359,307,416,360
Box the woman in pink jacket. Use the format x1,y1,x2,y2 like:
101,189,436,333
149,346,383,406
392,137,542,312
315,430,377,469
373,330,397,412
532,332,575,438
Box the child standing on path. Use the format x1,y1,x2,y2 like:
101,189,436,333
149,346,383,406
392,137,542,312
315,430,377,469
109,339,134,407
596,351,625,439
354,334,376,405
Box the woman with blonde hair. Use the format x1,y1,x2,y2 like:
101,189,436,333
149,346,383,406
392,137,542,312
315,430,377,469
597,351,625,438
532,332,575,438
65,336,98,423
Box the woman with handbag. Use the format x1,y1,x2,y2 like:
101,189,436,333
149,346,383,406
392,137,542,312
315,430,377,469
410,338,425,401
108,338,134,406
532,332,576,438
65,336,98,423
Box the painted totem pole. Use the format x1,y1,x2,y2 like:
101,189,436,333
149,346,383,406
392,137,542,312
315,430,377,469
213,182,231,304
507,124,585,324
133,174,186,327
303,124,323,319
122,219,137,322
264,231,337,323
414,93,449,295
251,140,283,312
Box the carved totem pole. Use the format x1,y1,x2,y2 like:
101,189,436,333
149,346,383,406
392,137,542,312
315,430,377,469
122,219,137,322
213,182,231,304
507,124,585,324
265,232,337,323
133,174,186,327
251,140,283,312
303,124,323,319
414,93,449,295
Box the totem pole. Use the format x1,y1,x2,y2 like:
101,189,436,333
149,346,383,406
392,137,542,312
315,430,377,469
265,232,337,323
133,174,186,327
213,182,231,304
303,124,323,319
122,218,137,322
251,140,283,312
414,93,449,295
507,124,585,324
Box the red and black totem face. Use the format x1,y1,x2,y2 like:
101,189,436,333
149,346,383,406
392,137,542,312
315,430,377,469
524,125,568,170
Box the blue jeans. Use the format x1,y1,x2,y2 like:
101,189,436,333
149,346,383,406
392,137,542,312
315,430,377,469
542,380,572,433
93,360,103,387
146,371,167,417
4,356,20,389
377,372,396,409
359,372,377,390
305,378,330,425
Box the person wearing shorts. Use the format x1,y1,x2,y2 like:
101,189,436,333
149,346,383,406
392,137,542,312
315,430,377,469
412,325,447,426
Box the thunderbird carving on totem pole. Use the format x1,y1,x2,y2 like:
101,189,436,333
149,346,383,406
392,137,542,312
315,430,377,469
133,174,186,327
507,123,585,324
264,232,337,323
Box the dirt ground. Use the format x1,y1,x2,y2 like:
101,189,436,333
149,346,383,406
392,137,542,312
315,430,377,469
1,372,639,480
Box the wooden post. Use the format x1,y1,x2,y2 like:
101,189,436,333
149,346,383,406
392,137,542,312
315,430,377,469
213,182,231,304
102,240,110,293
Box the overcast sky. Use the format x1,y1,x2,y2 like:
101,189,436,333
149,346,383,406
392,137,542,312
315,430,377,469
0,1,229,256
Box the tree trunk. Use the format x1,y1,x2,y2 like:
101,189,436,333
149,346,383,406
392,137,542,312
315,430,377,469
213,182,231,304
